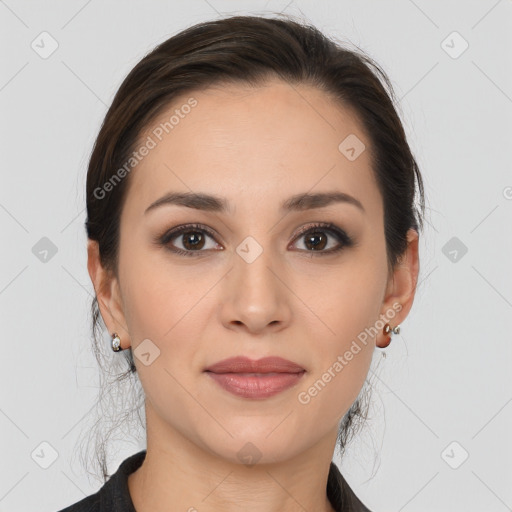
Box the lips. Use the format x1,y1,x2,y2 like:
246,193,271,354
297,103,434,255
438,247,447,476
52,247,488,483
204,356,306,399
204,356,305,374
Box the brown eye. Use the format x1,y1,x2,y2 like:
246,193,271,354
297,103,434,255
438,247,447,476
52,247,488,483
291,223,354,255
303,230,328,251
179,230,206,250
157,222,353,258
159,223,222,257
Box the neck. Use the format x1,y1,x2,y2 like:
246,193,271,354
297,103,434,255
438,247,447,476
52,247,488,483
127,403,338,512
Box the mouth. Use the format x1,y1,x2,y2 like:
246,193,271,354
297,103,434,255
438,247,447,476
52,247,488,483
205,370,306,399
204,355,305,374
203,356,306,399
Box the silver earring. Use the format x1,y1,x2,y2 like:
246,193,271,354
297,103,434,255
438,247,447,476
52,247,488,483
384,324,401,335
380,323,401,349
111,332,122,352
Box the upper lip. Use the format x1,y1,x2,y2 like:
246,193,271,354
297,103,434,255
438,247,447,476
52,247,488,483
204,356,305,374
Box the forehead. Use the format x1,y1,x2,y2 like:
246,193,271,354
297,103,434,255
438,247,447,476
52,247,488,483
125,78,380,216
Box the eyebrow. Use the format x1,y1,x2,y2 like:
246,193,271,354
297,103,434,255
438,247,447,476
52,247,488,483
144,191,365,215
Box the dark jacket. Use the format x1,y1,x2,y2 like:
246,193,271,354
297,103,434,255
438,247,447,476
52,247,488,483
56,450,372,512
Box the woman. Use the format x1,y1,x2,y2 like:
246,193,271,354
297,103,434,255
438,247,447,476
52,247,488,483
58,13,424,512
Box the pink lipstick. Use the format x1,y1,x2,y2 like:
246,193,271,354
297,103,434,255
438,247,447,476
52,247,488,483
204,356,306,399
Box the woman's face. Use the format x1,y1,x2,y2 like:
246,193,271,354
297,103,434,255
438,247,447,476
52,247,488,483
93,78,417,464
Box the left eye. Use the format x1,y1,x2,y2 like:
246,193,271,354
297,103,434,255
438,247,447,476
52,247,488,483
292,227,343,252
289,223,353,255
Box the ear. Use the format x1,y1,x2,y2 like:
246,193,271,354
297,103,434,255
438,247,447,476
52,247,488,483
87,239,130,350
376,228,420,348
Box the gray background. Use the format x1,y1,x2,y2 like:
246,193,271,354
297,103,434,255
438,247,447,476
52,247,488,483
1,1,511,511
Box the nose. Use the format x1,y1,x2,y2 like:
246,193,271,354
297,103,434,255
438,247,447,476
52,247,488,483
219,242,292,335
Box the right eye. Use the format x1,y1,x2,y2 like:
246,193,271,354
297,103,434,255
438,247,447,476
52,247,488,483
158,223,223,257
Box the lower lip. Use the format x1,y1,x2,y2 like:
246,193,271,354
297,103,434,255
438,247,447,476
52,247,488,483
205,371,305,399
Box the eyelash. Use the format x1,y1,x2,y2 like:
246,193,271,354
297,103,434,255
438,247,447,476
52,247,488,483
156,222,354,258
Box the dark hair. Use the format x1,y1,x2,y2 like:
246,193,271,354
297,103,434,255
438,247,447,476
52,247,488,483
80,13,426,484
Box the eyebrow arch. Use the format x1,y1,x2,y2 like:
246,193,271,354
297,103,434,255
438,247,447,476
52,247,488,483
144,191,365,215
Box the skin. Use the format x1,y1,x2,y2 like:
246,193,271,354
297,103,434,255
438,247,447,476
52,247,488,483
88,78,419,512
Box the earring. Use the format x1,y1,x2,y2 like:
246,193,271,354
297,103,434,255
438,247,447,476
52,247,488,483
111,332,122,352
380,323,400,348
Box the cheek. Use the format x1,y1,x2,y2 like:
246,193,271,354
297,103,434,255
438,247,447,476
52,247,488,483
295,249,386,341
296,346,372,428
293,312,378,434
120,266,170,339
119,241,194,337
118,256,205,415
119,248,210,377
292,251,386,405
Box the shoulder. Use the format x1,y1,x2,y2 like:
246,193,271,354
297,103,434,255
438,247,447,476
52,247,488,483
327,461,374,512
56,493,101,512
55,450,146,512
